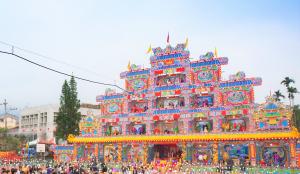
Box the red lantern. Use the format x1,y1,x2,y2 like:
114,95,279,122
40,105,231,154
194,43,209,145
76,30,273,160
173,114,180,120
154,70,163,75
153,115,159,121
243,109,248,115
221,111,226,116
175,90,181,95
176,67,185,72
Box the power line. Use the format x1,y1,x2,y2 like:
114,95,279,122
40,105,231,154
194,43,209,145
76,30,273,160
0,40,106,78
0,50,128,92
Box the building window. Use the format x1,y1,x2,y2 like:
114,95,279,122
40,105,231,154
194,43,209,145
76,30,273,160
54,112,58,123
190,94,214,108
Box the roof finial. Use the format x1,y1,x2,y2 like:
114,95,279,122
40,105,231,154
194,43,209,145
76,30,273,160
214,47,218,58
146,44,152,54
167,32,170,45
184,38,189,49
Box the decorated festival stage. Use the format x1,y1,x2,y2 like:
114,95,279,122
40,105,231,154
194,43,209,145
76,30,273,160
56,40,299,168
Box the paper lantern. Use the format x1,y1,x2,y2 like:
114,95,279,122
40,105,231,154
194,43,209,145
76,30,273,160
155,92,161,97
173,114,180,120
175,90,181,95
153,115,159,121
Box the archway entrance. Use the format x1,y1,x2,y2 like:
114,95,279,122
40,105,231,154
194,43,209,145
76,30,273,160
154,144,182,160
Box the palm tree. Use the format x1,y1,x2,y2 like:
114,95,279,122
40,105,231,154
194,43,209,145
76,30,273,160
281,77,295,88
273,90,285,102
287,86,298,106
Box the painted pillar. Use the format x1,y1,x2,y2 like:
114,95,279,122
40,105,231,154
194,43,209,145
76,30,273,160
94,144,98,160
182,142,187,162
186,142,193,162
146,121,152,135
118,143,122,162
183,118,189,134
122,121,127,135
248,103,255,132
212,142,219,165
212,116,219,133
289,140,297,167
297,140,300,168
249,141,256,166
73,144,77,160
143,142,148,164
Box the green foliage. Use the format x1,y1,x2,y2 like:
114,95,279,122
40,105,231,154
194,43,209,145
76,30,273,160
277,77,299,128
0,127,8,136
0,133,21,151
273,90,285,102
281,77,295,88
293,105,300,130
287,86,298,101
55,76,81,142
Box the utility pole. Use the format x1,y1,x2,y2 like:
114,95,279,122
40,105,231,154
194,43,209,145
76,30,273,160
0,99,8,114
0,99,17,128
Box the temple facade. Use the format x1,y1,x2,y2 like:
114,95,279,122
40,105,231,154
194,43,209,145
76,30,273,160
66,42,299,167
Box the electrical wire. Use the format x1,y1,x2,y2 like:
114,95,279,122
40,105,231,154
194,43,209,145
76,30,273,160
0,50,128,92
0,40,105,78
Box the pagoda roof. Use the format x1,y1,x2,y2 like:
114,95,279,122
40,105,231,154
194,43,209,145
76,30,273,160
68,128,299,143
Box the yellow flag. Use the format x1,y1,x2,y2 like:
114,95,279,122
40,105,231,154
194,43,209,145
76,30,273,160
214,47,218,58
184,38,189,48
146,45,152,54
127,61,131,71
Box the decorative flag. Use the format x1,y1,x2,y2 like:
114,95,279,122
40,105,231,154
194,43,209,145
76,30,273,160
184,38,189,48
127,61,131,71
146,45,152,54
167,32,170,43
214,47,218,58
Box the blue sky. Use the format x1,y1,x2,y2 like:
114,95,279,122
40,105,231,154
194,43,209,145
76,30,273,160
0,0,299,114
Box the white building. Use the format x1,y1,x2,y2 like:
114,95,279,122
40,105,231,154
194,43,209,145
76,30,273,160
0,113,18,129
19,104,100,144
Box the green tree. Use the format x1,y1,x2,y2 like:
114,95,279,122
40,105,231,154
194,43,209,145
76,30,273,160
69,76,81,136
294,105,300,130
281,77,295,88
280,77,298,128
0,128,21,151
55,76,81,142
273,90,285,102
287,86,298,106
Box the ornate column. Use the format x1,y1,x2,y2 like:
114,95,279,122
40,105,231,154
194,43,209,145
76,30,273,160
122,121,127,135
73,144,77,160
289,140,297,167
118,143,122,162
249,141,256,166
143,142,148,164
94,144,98,160
212,142,219,165
212,116,219,133
186,142,193,162
146,120,152,135
297,140,300,168
182,142,187,161
183,118,190,134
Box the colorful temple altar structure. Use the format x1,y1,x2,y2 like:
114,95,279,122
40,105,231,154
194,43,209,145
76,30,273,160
67,42,300,167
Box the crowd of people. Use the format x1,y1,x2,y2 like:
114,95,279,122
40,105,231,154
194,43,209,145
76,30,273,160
0,158,299,174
